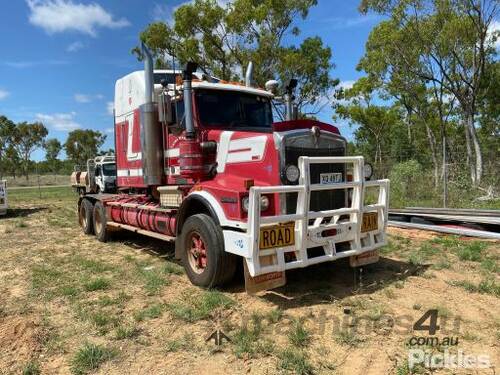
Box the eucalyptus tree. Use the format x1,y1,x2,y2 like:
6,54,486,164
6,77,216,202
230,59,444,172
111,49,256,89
136,0,337,118
358,0,499,185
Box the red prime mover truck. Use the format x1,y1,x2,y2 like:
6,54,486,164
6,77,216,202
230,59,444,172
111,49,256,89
77,44,389,291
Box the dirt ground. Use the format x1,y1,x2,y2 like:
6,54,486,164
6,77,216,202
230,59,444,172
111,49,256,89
0,187,498,375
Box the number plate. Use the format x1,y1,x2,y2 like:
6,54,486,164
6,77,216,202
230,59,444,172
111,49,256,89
320,172,342,184
259,223,295,250
361,212,378,233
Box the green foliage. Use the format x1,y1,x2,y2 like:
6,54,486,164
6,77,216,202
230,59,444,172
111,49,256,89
64,129,106,167
340,0,499,190
389,160,425,207
167,290,235,322
287,319,311,347
0,115,16,178
138,0,336,118
83,278,111,292
456,242,487,262
450,278,500,297
134,303,164,322
44,138,62,173
277,347,313,375
70,343,116,375
11,122,48,179
115,325,140,340
22,361,40,375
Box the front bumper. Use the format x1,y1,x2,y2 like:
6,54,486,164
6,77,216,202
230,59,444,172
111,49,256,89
223,156,389,277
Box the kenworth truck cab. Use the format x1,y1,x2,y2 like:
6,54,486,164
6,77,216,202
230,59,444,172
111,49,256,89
77,44,389,292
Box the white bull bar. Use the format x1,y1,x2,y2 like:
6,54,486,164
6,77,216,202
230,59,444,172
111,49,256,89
222,156,389,277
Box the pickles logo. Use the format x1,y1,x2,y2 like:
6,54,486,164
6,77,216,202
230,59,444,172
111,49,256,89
408,310,492,370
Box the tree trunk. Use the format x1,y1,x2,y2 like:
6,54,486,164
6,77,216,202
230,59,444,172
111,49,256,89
464,121,475,184
466,111,482,185
425,124,439,188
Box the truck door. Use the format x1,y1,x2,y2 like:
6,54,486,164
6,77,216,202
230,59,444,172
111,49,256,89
95,165,104,192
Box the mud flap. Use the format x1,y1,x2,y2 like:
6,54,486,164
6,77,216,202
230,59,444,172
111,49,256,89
244,254,286,294
349,250,379,267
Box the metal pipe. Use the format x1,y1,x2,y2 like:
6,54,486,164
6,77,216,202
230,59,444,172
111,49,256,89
390,207,500,217
183,62,197,138
285,94,293,121
388,220,500,240
245,61,254,87
140,42,162,186
142,42,154,104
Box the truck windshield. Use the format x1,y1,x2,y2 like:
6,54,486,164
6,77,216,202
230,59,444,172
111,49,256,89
196,89,273,128
102,164,116,176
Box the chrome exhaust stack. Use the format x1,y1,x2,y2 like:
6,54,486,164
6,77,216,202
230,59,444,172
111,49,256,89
140,42,163,186
183,62,198,139
245,61,254,87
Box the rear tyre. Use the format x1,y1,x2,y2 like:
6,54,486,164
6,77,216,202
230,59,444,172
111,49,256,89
93,201,109,242
79,199,94,235
180,214,237,288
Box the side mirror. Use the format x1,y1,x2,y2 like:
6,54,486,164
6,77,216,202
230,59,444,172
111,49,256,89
286,79,298,94
158,92,172,124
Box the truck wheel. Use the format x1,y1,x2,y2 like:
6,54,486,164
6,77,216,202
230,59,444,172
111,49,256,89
79,199,94,235
93,201,109,242
181,214,237,288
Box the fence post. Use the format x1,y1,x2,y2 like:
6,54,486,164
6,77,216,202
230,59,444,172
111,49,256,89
36,166,41,199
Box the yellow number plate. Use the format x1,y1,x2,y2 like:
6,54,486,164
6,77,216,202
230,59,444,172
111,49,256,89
361,212,378,233
260,223,295,250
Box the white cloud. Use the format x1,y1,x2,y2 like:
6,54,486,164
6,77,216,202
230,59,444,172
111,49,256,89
4,60,67,68
151,1,232,23
67,41,84,52
339,80,356,90
0,89,9,100
106,101,114,115
74,93,104,103
35,112,81,131
105,127,114,134
27,0,130,36
489,20,499,49
74,93,91,103
321,14,381,30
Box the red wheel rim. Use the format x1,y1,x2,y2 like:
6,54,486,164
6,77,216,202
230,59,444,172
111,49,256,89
187,231,207,274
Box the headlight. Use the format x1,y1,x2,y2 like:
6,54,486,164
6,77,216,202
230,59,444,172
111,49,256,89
284,164,300,183
363,163,373,180
242,196,249,212
260,195,270,211
241,195,270,212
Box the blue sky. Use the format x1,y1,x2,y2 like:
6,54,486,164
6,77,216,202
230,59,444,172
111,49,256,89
0,0,382,160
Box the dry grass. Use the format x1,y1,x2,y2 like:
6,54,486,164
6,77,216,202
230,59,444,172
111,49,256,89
0,187,498,374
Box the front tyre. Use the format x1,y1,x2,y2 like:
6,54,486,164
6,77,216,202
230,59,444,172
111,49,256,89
93,201,109,242
180,214,237,288
79,199,94,235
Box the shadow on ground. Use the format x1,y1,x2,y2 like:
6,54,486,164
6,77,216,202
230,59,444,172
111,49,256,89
4,207,47,218
109,230,427,308
259,258,428,309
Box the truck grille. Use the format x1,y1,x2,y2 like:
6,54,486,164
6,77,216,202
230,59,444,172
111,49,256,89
283,137,346,214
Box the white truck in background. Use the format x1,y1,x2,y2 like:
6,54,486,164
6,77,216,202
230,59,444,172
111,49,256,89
0,181,7,216
71,155,117,195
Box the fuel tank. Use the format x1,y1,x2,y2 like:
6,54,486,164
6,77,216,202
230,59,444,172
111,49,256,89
108,196,177,237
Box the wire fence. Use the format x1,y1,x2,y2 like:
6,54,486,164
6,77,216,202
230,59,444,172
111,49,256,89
370,160,499,210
